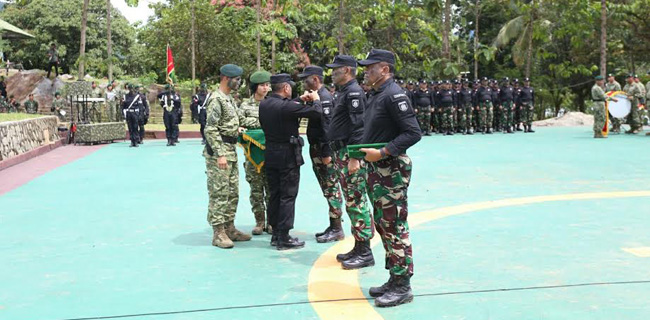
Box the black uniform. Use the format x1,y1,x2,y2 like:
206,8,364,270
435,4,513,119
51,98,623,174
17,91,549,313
259,93,322,233
413,89,432,134
500,85,516,132
137,92,149,143
157,91,182,142
491,86,501,130
328,79,365,146
122,92,144,146
307,87,334,158
192,91,210,142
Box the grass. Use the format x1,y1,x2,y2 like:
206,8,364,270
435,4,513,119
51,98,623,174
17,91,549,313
0,113,46,123
144,123,201,132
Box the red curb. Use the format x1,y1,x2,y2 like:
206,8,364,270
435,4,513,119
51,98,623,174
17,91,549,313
0,137,65,171
0,143,106,196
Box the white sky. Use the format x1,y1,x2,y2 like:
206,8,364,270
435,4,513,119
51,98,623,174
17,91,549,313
110,0,166,25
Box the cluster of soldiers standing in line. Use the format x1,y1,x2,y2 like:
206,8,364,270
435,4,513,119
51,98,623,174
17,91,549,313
0,76,41,114
394,77,537,136
198,48,420,308
591,73,647,138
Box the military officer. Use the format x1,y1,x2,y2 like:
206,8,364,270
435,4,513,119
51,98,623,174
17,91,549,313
623,73,644,134
475,77,493,134
259,73,322,250
325,55,374,269
238,71,272,235
191,83,211,145
158,84,182,146
605,74,622,133
136,85,149,144
413,79,432,136
300,65,344,243
436,80,455,135
357,49,421,308
592,75,617,138
204,64,251,249
516,78,535,133
458,80,474,135
51,91,66,122
121,84,144,147
24,94,39,114
499,77,516,133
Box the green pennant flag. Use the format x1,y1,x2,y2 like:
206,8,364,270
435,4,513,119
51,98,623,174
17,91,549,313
238,129,266,173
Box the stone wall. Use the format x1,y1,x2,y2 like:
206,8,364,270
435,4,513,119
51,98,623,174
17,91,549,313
0,116,59,161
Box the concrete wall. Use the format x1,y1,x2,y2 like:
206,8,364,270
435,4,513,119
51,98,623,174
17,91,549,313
0,116,59,161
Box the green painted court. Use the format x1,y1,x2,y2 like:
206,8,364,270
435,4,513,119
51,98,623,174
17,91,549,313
1,127,650,320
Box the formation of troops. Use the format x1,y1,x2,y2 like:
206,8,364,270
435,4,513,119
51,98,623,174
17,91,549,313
200,49,419,308
397,77,537,135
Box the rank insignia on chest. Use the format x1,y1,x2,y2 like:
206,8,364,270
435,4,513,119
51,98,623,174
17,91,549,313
398,101,408,112
352,99,359,108
324,107,330,115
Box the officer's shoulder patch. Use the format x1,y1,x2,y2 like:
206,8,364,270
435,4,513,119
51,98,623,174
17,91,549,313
398,101,408,112
392,93,407,99
351,99,360,108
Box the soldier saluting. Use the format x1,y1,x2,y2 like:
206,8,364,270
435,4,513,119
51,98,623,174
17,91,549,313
191,83,211,145
357,49,421,308
158,84,182,146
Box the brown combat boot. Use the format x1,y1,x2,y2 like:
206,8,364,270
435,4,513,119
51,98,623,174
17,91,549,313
252,212,265,235
212,224,234,249
225,222,252,241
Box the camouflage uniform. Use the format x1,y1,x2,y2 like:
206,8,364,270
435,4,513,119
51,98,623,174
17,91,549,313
623,82,643,132
105,88,118,122
204,89,240,227
592,83,607,137
24,99,39,114
51,97,67,122
238,96,270,228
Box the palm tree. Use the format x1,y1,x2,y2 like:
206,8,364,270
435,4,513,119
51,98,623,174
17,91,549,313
493,0,550,78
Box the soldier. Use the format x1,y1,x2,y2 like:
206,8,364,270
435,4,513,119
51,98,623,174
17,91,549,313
300,66,344,243
437,80,455,135
623,73,644,134
635,75,646,106
191,83,211,145
204,64,251,249
7,95,19,113
190,86,199,124
0,76,7,100
51,91,66,122
24,94,39,114
499,77,516,133
328,83,336,96
89,81,103,123
136,85,149,144
513,79,523,131
592,75,617,138
516,78,535,133
357,49,421,308
158,84,182,146
325,55,374,269
104,84,116,122
476,77,494,134
46,43,59,79
490,80,501,132
604,74,622,133
121,84,144,148
413,79,432,136
453,79,463,133
458,80,474,135
238,71,272,235
472,79,481,132
259,73,322,250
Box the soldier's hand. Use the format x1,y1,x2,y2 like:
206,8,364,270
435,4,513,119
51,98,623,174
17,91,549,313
217,156,228,170
360,148,382,162
310,91,320,101
299,92,312,102
612,98,619,102
237,127,247,134
348,158,361,174
322,156,332,165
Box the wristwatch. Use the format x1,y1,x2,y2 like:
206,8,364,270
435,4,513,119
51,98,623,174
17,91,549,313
379,148,386,158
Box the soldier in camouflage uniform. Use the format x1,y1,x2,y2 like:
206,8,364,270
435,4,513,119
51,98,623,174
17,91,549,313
499,77,516,133
51,91,67,122
238,70,272,236
516,78,535,133
591,75,615,138
437,80,456,135
24,94,39,114
412,80,432,136
300,65,344,236
458,80,474,134
89,81,103,123
105,84,117,122
512,79,523,131
7,95,19,113
204,64,251,249
605,74,622,133
476,77,494,134
623,73,644,134
358,49,421,308
325,55,374,269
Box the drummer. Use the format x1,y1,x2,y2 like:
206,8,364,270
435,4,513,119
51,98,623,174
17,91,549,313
592,75,617,138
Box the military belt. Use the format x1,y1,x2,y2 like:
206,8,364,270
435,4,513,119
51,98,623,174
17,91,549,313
221,135,238,144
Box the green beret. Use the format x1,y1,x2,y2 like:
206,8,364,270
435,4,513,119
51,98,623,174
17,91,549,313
594,75,604,80
200,83,208,90
220,64,243,77
250,70,271,84
126,84,134,89
164,84,171,89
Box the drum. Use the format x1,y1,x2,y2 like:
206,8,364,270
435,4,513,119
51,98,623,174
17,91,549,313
607,93,631,118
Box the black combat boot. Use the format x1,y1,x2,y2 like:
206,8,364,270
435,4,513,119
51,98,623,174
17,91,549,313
486,127,493,134
467,128,473,135
277,232,305,251
130,141,137,147
316,218,344,243
507,126,513,133
341,240,375,270
166,138,173,146
527,125,535,133
336,240,360,262
375,275,414,308
369,274,395,297
270,230,278,247
516,124,523,131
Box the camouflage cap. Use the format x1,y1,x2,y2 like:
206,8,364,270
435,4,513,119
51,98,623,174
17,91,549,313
250,70,272,84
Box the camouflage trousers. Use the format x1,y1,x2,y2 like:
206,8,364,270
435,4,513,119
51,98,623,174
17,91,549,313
502,100,514,129
514,105,522,126
106,101,117,122
334,148,373,241
442,106,454,131
479,101,493,130
244,161,270,223
205,155,239,226
435,108,444,132
366,154,414,277
593,102,606,135
472,106,480,129
310,145,343,218
90,103,102,123
461,104,473,131
493,104,502,130
416,108,431,134
521,102,534,125
455,106,465,130
626,103,642,131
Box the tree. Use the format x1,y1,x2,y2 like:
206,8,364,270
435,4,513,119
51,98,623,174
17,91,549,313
600,0,606,77
78,0,90,79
